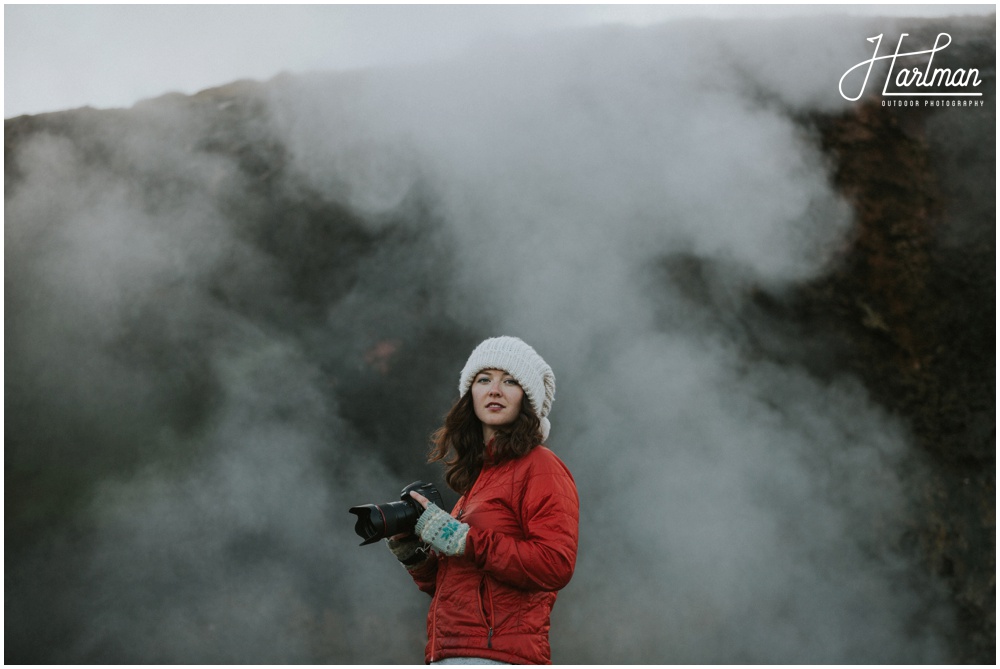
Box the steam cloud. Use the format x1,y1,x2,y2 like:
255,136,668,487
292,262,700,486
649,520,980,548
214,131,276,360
6,15,959,663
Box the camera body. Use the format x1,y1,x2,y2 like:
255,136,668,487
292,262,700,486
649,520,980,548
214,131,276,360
349,481,445,546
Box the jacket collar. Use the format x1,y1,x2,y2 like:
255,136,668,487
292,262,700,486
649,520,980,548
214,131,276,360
483,436,498,467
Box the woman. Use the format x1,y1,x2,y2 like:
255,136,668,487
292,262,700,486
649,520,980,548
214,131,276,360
386,336,579,665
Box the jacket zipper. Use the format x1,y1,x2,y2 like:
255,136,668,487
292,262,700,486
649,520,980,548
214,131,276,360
458,465,488,518
436,467,491,658
478,575,495,649
429,559,445,663
468,469,493,648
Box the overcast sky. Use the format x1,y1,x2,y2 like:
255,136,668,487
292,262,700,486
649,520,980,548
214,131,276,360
3,3,995,118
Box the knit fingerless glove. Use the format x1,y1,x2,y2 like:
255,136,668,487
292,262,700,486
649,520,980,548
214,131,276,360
414,503,470,557
385,535,431,568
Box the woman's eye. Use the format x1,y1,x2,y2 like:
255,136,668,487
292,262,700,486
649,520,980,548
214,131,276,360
504,379,520,386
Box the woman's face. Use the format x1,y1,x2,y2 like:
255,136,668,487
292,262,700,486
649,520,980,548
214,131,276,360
470,368,524,441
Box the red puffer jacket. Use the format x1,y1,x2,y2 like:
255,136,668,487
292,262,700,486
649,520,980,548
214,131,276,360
408,445,579,665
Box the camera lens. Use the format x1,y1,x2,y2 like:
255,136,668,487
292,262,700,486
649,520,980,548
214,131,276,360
349,499,419,545
349,481,443,547
348,504,384,545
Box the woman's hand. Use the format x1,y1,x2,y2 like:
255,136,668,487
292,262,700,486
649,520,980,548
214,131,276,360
409,490,430,509
389,492,430,541
414,499,470,557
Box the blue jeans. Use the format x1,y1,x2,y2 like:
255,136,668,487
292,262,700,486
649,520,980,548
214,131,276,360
430,658,509,665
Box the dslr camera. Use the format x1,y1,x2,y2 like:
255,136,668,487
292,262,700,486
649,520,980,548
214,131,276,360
349,481,444,546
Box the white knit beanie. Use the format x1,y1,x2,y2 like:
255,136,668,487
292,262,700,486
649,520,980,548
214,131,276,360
458,336,555,442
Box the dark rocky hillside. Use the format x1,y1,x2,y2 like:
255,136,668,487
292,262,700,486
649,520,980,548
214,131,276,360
811,96,995,661
5,16,994,664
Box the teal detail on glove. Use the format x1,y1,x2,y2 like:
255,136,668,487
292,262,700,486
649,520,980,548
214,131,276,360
414,502,469,557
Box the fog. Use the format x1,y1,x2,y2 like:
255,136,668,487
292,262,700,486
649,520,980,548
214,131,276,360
5,14,969,663
6,3,993,117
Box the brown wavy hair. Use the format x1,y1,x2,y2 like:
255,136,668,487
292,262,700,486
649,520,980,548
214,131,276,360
429,392,542,494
